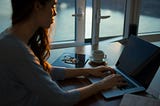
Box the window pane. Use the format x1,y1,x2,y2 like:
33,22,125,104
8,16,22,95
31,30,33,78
52,0,75,42
85,0,92,39
99,0,126,38
0,0,12,33
138,0,160,35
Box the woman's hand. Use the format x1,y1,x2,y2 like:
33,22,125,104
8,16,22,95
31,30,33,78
88,66,115,77
96,74,127,91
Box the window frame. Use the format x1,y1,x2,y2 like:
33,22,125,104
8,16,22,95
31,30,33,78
123,0,141,38
91,0,141,41
51,0,160,49
50,0,86,49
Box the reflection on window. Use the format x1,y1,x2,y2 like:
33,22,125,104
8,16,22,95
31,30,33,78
138,0,160,35
99,0,126,38
52,0,75,42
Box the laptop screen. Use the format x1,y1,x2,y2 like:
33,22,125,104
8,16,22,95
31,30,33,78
116,35,160,88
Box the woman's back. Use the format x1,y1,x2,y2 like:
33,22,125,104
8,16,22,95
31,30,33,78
0,32,38,106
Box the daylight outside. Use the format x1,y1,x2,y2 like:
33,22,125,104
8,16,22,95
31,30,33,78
0,0,160,42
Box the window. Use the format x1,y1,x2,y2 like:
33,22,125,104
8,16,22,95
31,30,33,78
85,0,93,39
52,0,75,42
0,0,12,33
99,0,126,38
138,0,160,35
46,0,160,46
1,0,159,48
88,0,126,45
51,0,86,48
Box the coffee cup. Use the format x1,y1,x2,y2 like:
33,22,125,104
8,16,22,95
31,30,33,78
92,50,106,62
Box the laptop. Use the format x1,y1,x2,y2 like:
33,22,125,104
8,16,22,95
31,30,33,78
88,35,160,98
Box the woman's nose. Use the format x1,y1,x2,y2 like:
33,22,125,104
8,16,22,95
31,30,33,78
52,8,57,16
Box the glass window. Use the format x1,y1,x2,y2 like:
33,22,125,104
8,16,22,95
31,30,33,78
85,0,93,39
99,0,126,38
51,0,75,42
0,0,12,33
138,0,160,35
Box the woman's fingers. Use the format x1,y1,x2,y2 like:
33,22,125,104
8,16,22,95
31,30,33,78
114,74,128,87
117,81,128,86
99,74,128,91
106,67,116,74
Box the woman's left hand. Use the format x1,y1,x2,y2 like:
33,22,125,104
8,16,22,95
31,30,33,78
88,66,115,77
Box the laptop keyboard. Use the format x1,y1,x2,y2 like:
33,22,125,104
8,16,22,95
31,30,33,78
118,77,136,90
116,72,136,90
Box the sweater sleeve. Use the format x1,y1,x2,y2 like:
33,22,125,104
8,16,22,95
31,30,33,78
12,48,80,106
50,66,66,80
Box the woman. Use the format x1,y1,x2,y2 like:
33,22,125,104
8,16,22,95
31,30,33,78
0,0,126,106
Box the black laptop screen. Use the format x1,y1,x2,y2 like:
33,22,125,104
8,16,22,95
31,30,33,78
116,35,160,88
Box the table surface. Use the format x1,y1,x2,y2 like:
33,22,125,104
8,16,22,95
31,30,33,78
48,41,160,106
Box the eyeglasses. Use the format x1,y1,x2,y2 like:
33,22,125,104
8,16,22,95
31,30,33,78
62,55,79,64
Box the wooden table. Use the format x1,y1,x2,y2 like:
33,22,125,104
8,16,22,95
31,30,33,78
48,41,125,106
49,42,124,66
48,38,160,106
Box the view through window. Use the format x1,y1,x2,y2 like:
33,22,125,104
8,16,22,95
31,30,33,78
138,0,160,35
85,0,92,39
52,0,75,42
0,0,11,33
0,0,160,43
99,0,126,38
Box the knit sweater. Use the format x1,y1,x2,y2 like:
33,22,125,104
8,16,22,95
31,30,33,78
0,31,80,106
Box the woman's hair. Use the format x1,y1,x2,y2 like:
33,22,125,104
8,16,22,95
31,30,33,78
11,0,52,73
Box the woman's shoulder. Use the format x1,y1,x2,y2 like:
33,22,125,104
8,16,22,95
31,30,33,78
0,31,35,62
0,32,25,52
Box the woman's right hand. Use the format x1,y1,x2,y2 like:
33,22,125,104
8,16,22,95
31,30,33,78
96,74,127,91
73,74,127,101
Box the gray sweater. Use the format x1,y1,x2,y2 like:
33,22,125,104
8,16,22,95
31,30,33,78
0,31,80,106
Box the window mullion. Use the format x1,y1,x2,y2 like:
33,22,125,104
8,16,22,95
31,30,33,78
91,0,101,46
75,0,86,43
124,0,141,38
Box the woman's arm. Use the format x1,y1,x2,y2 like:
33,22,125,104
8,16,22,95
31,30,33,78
18,54,125,105
64,67,91,78
69,74,126,101
64,66,115,79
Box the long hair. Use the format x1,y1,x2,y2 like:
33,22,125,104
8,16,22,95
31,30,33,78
11,0,52,73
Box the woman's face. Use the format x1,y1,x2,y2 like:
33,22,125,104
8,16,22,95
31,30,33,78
36,0,57,28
